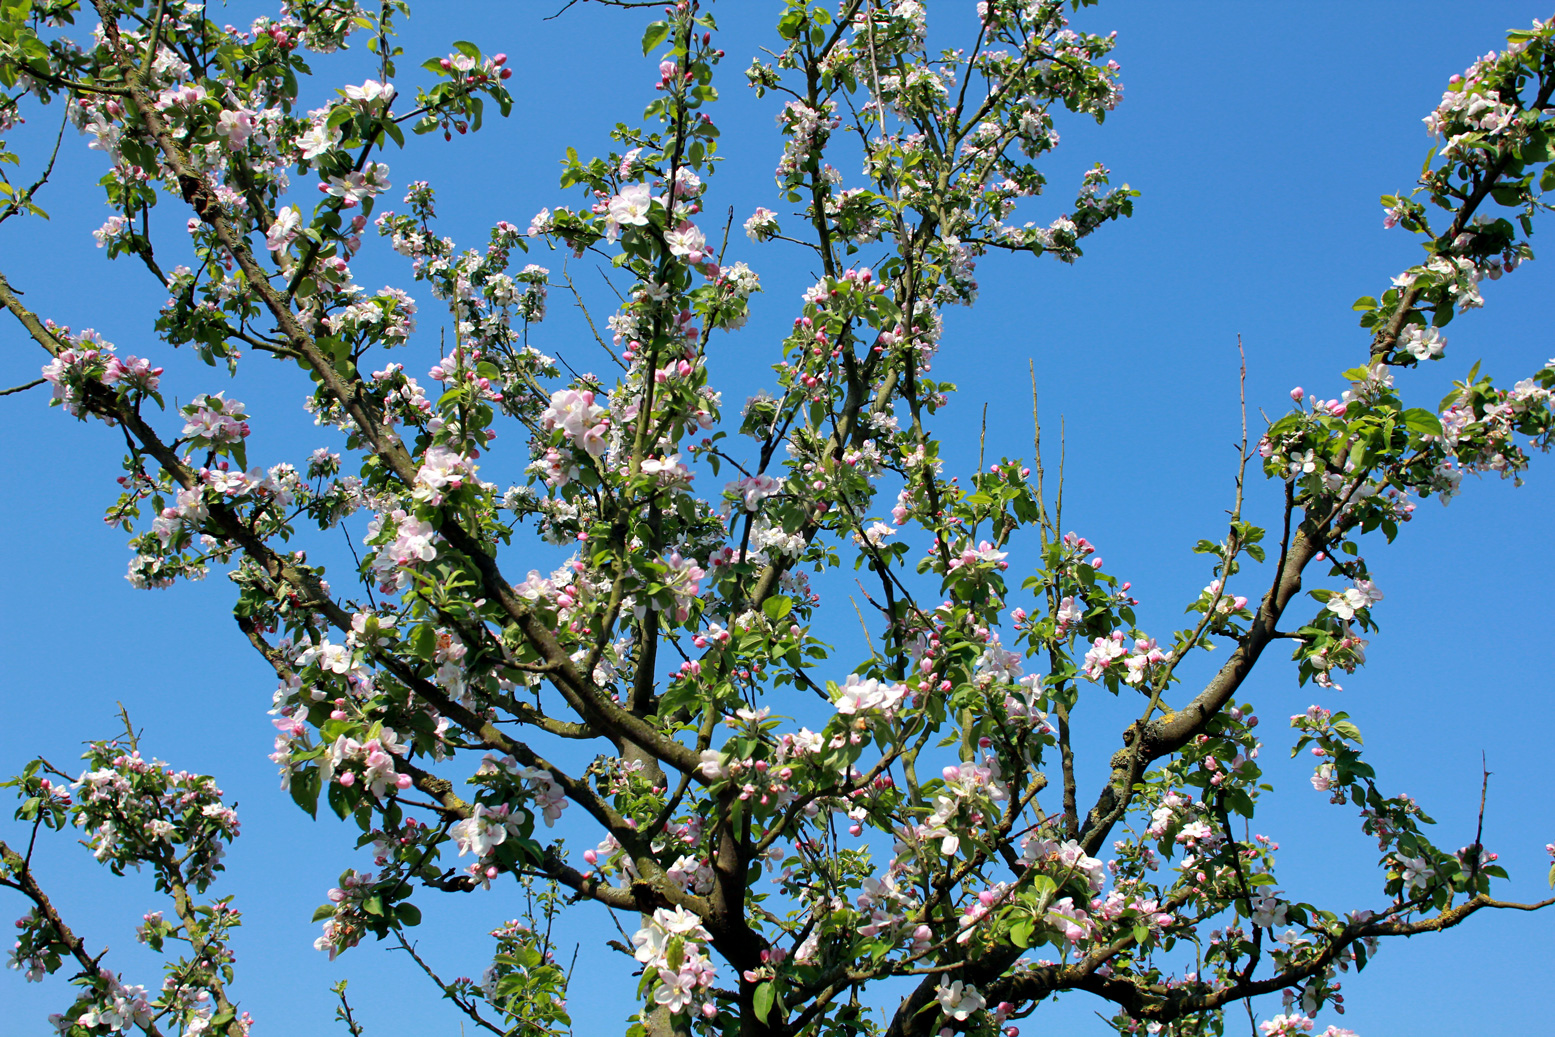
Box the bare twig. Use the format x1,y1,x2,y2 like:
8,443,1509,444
0,377,45,397
850,593,878,659
114,703,141,752
392,932,506,1036
1469,752,1492,888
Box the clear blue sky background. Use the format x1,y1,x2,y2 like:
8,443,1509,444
2,1,1551,1033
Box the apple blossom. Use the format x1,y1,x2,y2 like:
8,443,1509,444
3,5,1553,1037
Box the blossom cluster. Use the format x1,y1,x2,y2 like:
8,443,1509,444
632,907,719,1020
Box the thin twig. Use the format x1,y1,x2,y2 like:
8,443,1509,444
392,932,507,1035
564,265,627,370
850,593,879,659
1030,360,1051,535
1469,752,1491,889
115,703,141,752
332,980,366,1037
0,377,45,397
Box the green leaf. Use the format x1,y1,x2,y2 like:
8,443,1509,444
1490,184,1525,207
641,20,670,55
290,768,321,819
1331,719,1363,745
753,981,776,1024
410,624,437,661
1351,296,1377,311
1402,408,1443,437
326,780,352,820
762,595,794,622
395,903,423,927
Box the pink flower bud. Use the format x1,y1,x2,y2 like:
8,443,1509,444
1291,387,1304,401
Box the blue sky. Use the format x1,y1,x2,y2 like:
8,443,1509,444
2,1,1552,1033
